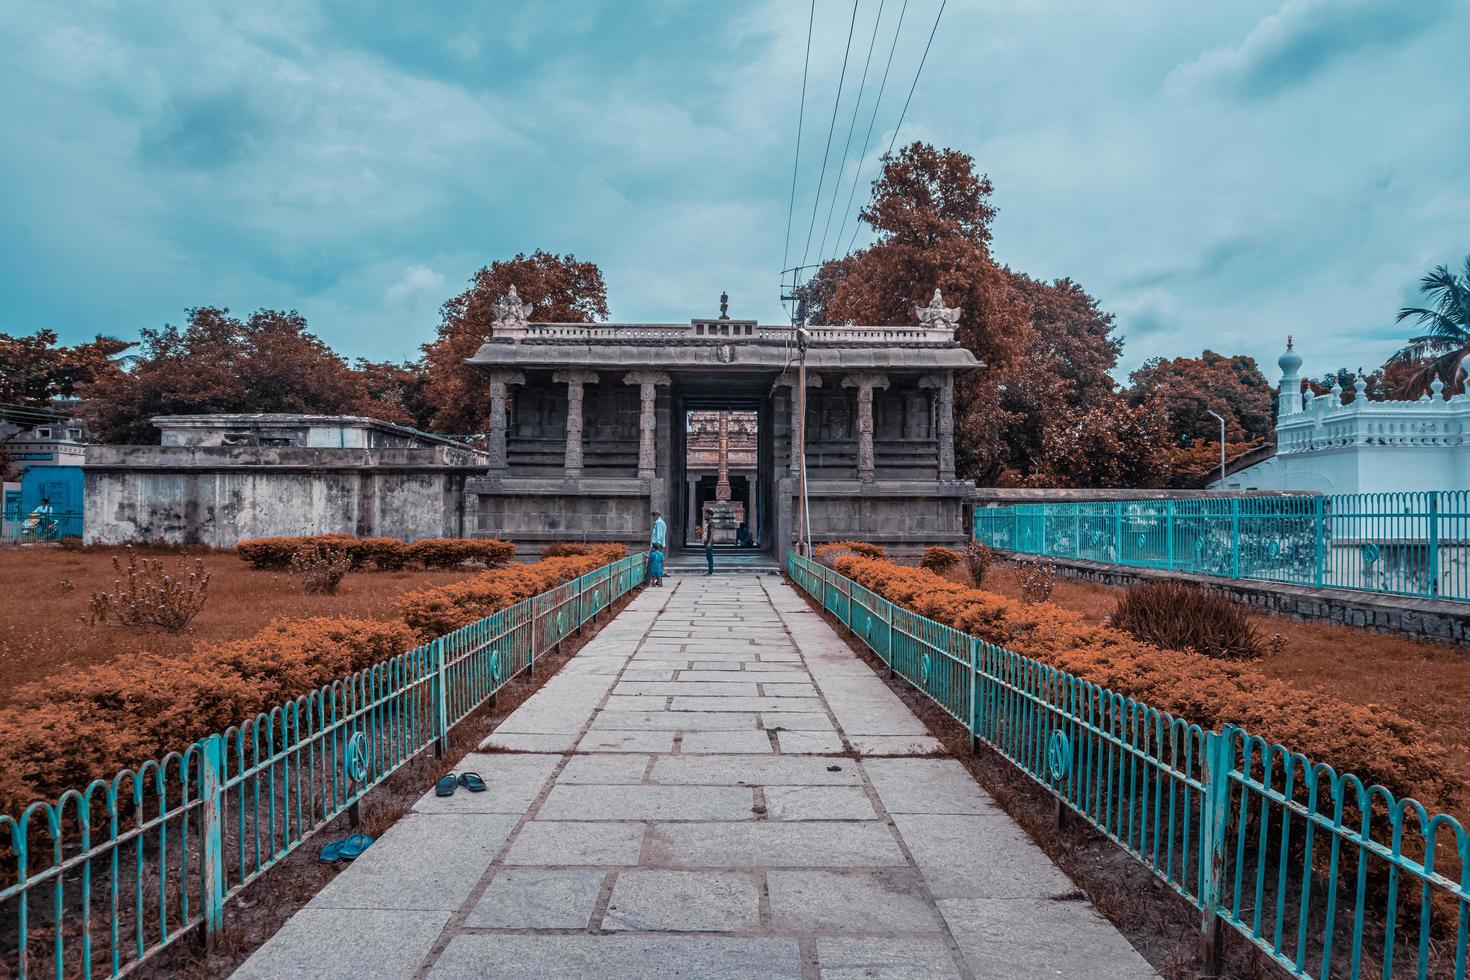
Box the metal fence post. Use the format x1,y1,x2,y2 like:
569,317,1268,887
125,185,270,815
1230,497,1241,579
1166,499,1175,568
1198,726,1234,973
885,600,895,680
1313,495,1325,588
1114,502,1123,562
432,637,448,757
967,637,980,755
1429,493,1441,597
200,734,226,949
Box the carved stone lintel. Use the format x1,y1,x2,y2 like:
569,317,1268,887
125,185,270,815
919,373,956,480
553,369,599,479
486,370,527,473
842,373,890,484
623,371,672,479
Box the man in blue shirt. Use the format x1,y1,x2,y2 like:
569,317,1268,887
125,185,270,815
650,510,667,550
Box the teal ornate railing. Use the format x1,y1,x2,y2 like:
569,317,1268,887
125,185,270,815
788,550,1469,980
0,554,645,978
973,492,1470,602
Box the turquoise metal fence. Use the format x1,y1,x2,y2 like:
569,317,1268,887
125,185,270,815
973,492,1470,603
788,550,1470,980
0,553,645,979
1,511,83,545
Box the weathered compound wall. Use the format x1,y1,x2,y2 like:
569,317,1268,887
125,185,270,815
85,446,479,548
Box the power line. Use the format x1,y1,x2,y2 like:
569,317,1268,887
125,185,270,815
816,0,885,268
843,0,947,258
797,0,861,279
780,0,817,312
833,0,907,263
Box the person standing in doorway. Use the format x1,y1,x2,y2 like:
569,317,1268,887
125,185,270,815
702,519,714,575
650,509,666,551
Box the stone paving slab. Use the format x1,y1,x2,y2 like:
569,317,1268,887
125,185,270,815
235,574,1155,980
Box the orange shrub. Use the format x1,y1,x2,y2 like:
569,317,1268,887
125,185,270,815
918,546,962,573
237,534,514,571
399,551,621,639
0,617,416,814
542,542,629,559
827,554,1456,808
814,541,887,564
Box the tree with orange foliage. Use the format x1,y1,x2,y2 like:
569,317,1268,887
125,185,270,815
1126,350,1273,449
798,143,1033,482
0,329,130,406
82,308,380,444
421,251,608,434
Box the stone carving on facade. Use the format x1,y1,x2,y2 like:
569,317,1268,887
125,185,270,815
915,288,961,330
623,371,671,479
919,373,956,480
553,369,599,480
842,372,890,484
486,369,527,475
491,286,534,337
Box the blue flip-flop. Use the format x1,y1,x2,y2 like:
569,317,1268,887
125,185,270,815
319,839,346,862
458,772,487,793
435,773,460,797
338,833,374,860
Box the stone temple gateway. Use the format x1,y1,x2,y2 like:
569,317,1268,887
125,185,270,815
464,288,979,556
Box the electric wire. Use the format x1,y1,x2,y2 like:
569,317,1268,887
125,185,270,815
780,0,817,315
816,0,885,268
832,0,907,264
797,0,861,279
843,0,947,258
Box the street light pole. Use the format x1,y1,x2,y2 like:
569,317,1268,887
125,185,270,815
1205,409,1226,486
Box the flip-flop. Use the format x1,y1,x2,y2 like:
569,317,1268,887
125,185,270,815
458,772,487,793
338,833,374,860
319,839,346,862
435,773,460,797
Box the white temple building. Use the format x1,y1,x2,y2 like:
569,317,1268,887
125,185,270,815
1211,340,1470,493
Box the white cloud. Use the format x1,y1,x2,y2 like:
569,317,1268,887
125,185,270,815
385,264,447,306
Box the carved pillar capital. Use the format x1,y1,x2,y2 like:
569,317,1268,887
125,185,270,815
623,372,671,479
553,370,599,480
841,374,888,484
486,370,526,475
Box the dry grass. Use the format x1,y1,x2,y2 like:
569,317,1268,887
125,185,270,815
0,546,475,702
978,564,1470,783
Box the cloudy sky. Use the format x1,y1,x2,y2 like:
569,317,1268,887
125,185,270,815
2,0,1466,380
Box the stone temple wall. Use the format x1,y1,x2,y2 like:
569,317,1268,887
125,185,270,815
84,446,473,548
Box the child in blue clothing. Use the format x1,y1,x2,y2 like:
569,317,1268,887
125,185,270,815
648,545,665,587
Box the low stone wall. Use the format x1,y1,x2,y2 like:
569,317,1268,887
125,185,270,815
993,549,1470,648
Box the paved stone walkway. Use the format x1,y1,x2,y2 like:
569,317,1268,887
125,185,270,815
235,575,1155,979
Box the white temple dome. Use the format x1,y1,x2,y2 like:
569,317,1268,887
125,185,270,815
1278,336,1302,376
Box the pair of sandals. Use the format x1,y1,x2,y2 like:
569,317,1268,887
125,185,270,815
435,771,487,797
319,833,373,863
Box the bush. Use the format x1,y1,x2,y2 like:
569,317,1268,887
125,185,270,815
918,546,962,573
543,542,629,559
1113,580,1262,660
290,543,352,594
85,547,210,633
399,549,623,639
814,541,887,566
1016,559,1057,604
0,617,415,814
236,534,514,571
405,537,516,569
962,542,994,587
823,553,1454,809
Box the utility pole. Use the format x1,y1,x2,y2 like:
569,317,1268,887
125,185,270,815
782,271,814,557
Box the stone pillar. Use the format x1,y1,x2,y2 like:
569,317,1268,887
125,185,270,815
486,370,526,477
553,369,599,480
623,371,671,480
716,412,732,501
776,371,822,477
842,373,889,485
919,372,956,481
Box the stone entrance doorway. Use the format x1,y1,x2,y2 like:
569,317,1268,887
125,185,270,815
671,386,773,558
